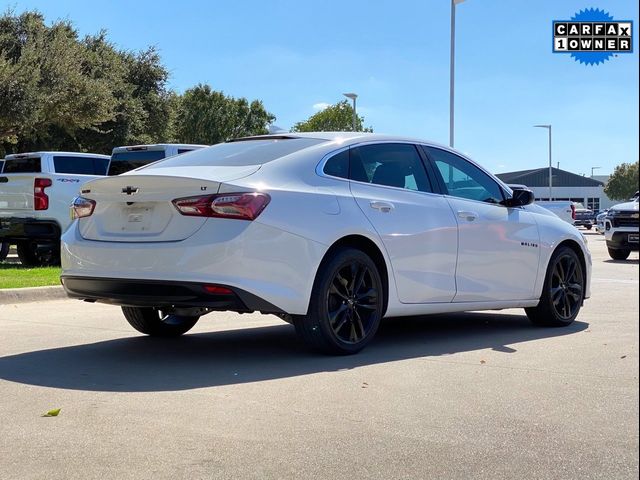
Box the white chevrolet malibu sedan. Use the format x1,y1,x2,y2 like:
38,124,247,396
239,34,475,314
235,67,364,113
61,133,592,354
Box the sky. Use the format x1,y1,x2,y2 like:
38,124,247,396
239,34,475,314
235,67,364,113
4,0,639,175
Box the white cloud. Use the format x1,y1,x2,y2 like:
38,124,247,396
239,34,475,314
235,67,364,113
312,102,330,111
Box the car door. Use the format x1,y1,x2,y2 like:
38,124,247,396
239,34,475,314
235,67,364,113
346,143,458,303
423,146,540,302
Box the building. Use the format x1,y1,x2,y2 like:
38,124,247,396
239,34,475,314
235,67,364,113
496,167,615,211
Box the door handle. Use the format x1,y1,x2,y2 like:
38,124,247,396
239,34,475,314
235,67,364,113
370,201,394,213
457,210,478,221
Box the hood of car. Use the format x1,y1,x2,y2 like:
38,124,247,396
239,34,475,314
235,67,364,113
610,200,639,212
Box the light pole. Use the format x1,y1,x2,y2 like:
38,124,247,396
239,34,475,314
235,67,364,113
591,166,601,177
534,124,553,200
450,0,466,148
343,93,358,131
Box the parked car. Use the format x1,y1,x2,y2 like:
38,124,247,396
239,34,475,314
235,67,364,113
0,240,8,261
572,202,595,229
61,133,591,354
595,209,609,234
108,144,206,176
604,196,639,260
534,200,576,225
0,151,110,266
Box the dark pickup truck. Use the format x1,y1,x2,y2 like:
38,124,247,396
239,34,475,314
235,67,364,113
573,203,595,230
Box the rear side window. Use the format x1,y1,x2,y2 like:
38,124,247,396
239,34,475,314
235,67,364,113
109,150,166,175
2,157,42,173
54,156,109,175
0,160,4,173
323,150,349,179
350,143,433,192
145,138,326,169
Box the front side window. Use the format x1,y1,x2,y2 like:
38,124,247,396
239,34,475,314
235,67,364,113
425,147,504,203
350,143,432,192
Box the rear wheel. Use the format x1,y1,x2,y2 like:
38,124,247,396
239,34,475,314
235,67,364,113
526,246,584,327
608,247,630,260
121,307,200,337
294,248,384,355
16,241,60,267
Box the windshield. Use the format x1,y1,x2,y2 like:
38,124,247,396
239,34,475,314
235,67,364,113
109,150,166,175
144,138,326,169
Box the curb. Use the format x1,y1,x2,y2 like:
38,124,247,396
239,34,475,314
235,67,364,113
0,286,67,304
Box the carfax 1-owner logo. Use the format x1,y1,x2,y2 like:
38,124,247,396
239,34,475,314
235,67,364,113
553,8,633,65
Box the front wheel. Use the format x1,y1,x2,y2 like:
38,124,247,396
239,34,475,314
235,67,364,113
526,246,584,327
607,247,630,260
121,307,200,337
294,248,384,355
585,224,592,230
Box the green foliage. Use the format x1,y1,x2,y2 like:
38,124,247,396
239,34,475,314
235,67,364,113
292,100,372,133
604,162,639,200
175,84,275,144
0,11,117,153
1,10,278,156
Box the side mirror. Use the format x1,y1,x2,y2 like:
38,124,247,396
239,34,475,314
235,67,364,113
501,188,535,207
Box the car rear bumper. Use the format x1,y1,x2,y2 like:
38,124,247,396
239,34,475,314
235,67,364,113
0,217,60,242
61,276,284,313
61,218,327,315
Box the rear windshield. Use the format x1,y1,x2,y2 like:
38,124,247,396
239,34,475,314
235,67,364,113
109,150,166,175
2,157,42,173
145,138,326,169
54,156,109,175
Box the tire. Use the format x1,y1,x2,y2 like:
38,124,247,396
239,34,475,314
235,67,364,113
585,224,592,230
16,241,60,267
121,306,200,337
293,248,384,355
525,246,584,327
0,242,9,262
608,248,630,260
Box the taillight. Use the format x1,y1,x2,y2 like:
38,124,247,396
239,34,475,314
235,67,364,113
172,192,270,220
71,196,96,219
571,204,576,220
34,178,52,210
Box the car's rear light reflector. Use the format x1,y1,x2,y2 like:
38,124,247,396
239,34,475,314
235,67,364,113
172,192,270,220
34,178,52,210
71,196,96,219
571,204,576,220
203,285,233,295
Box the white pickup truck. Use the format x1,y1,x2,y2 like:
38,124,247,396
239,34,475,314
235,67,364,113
108,144,206,175
534,200,576,225
0,151,110,266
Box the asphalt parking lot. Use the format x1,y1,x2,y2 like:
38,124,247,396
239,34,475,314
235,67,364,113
0,231,637,480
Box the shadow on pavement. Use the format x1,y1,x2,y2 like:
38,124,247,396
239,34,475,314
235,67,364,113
0,312,588,392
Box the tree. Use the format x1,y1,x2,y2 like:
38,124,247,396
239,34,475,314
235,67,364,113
0,10,177,156
604,162,639,200
291,100,372,132
175,84,275,144
0,11,117,153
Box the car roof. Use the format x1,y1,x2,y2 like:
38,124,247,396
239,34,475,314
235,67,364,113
231,132,455,150
111,144,207,153
3,152,110,160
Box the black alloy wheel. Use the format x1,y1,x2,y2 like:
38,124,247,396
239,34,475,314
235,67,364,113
327,261,379,344
294,248,384,355
526,246,584,327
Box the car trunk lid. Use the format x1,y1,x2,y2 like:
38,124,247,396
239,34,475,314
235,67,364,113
77,166,259,242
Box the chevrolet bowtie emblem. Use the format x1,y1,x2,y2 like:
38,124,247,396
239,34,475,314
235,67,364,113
121,186,139,195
